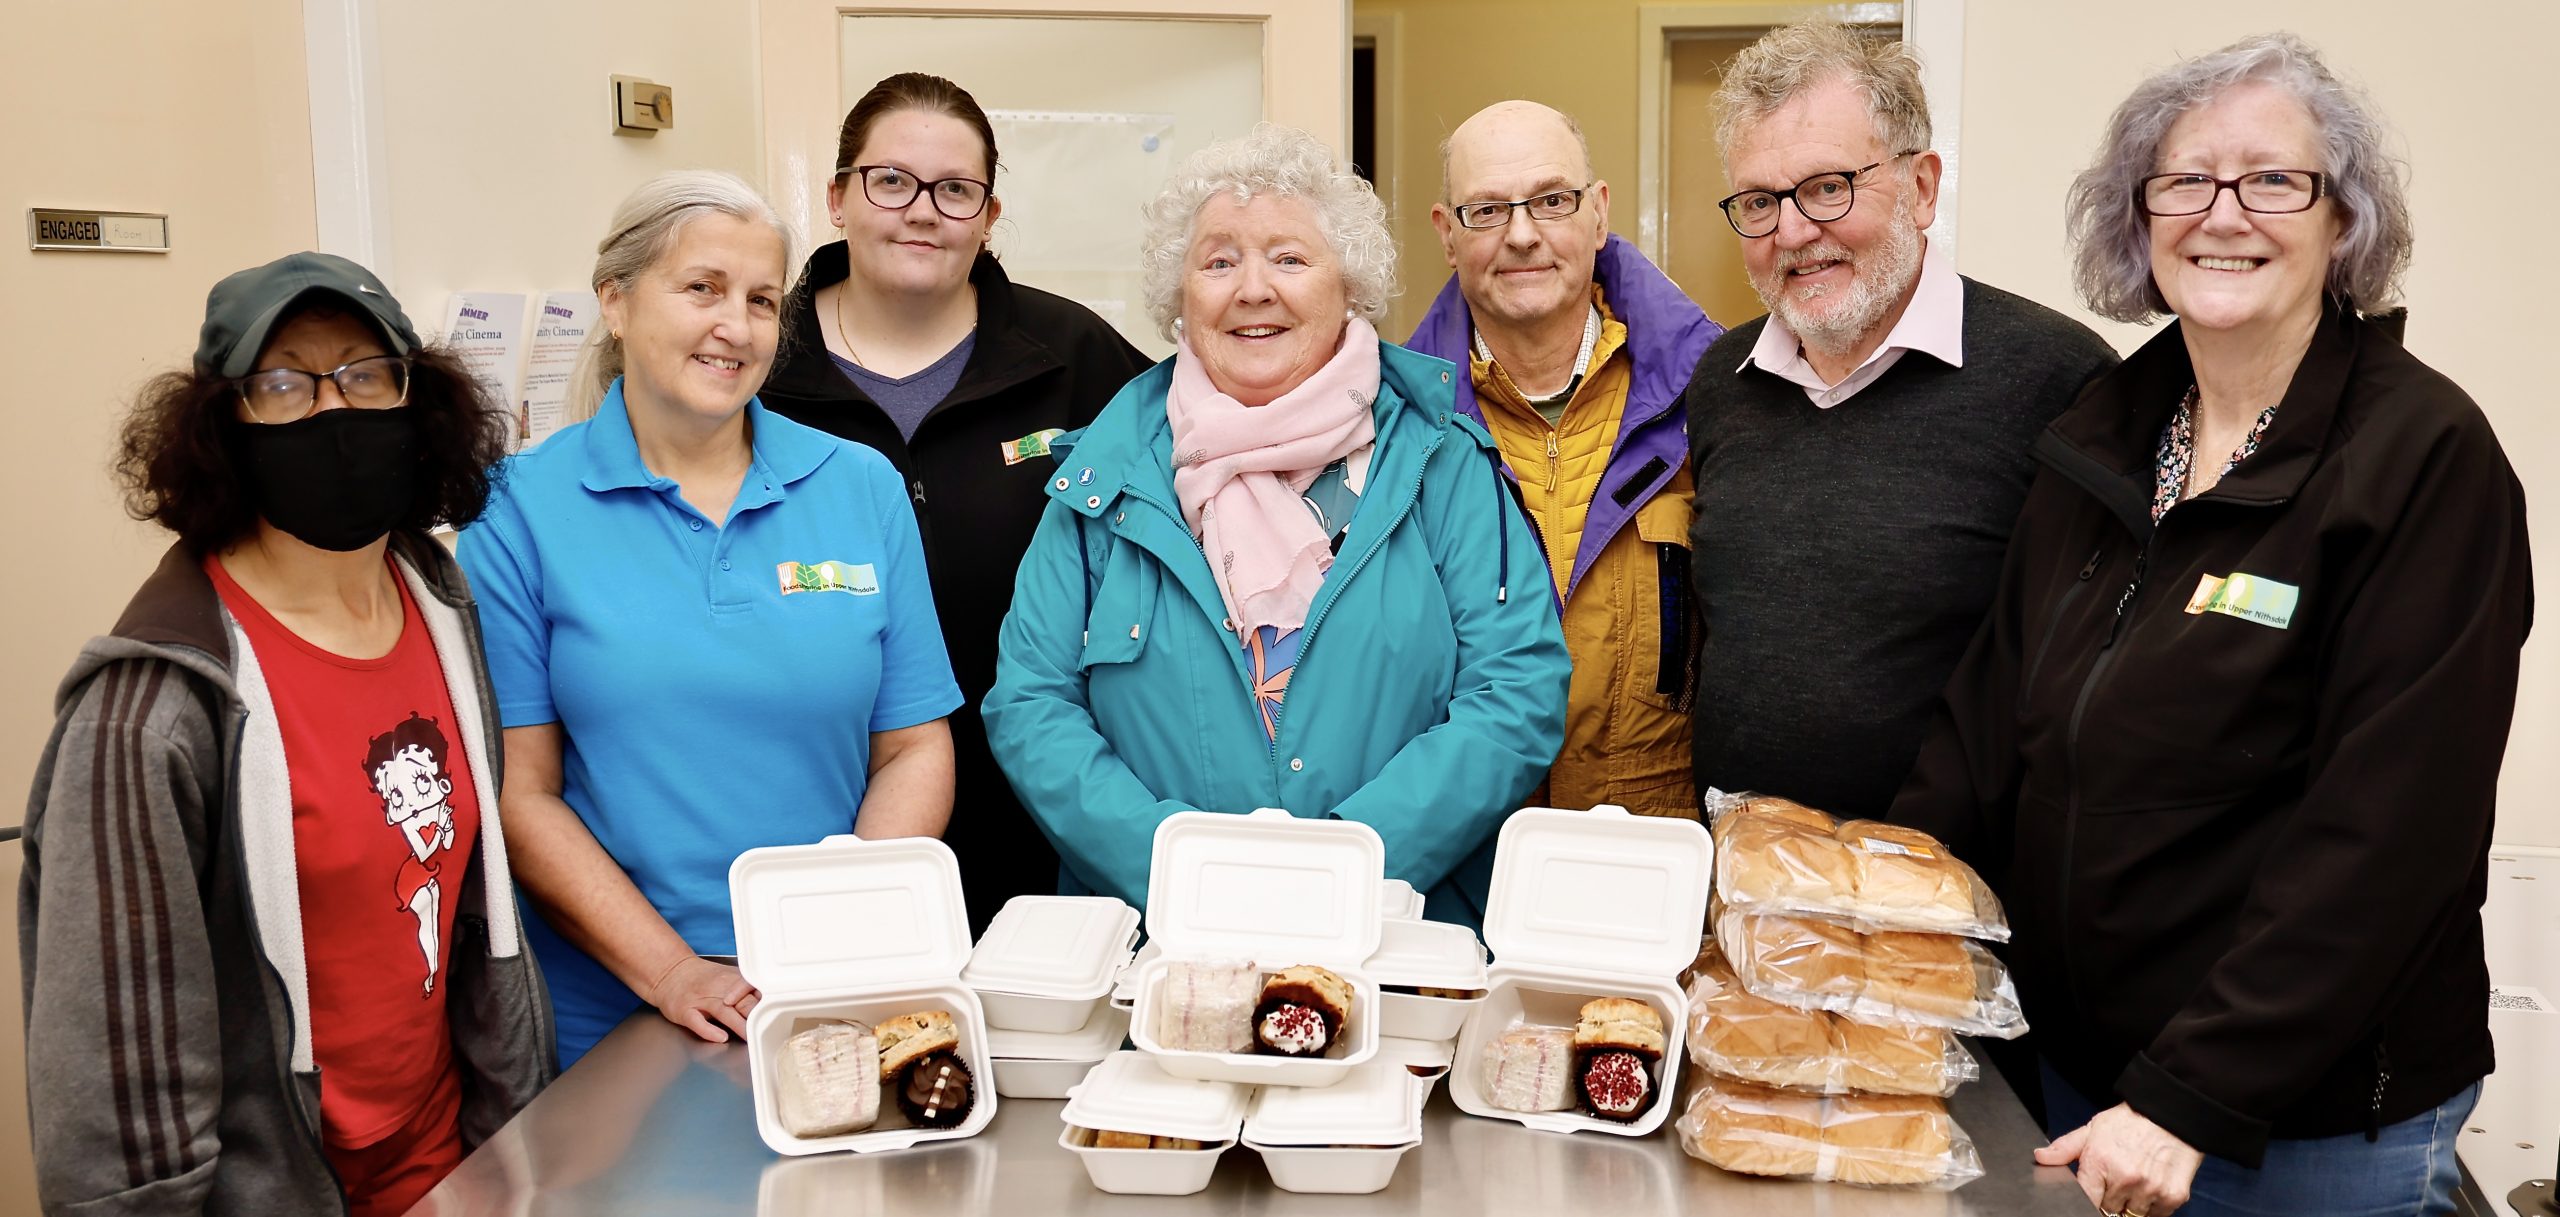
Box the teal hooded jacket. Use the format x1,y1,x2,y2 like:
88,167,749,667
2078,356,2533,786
983,340,1570,930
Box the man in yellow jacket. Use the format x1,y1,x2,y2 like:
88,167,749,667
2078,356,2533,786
1409,101,1725,819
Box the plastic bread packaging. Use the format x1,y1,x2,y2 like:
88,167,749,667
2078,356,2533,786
1702,789,2009,941
1676,1075,1985,1189
1684,954,1979,1097
1716,912,2027,1039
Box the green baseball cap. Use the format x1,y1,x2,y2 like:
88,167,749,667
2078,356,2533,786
195,251,419,378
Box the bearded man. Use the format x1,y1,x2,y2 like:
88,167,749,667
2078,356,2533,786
1683,21,2117,819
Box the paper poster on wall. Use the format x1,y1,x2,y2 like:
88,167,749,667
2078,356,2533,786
520,291,597,449
986,110,1177,358
439,292,528,437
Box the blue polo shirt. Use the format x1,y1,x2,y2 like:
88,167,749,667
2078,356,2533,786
458,381,962,1066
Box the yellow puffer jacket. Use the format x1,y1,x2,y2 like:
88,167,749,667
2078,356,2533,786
1474,313,1696,820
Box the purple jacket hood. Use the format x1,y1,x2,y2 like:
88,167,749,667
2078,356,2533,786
1407,233,1723,592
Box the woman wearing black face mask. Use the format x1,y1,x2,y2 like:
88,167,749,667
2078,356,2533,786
19,252,553,1217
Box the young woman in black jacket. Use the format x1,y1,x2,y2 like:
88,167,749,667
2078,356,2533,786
758,73,1148,932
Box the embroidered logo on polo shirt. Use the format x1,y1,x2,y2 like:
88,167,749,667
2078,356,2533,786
2184,572,2297,629
777,560,879,596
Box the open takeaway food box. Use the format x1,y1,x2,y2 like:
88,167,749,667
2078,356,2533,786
1126,808,1385,1087
1450,805,1714,1137
728,835,995,1155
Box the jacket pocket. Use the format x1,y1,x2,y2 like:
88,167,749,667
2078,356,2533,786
1078,530,1158,671
1631,491,1699,714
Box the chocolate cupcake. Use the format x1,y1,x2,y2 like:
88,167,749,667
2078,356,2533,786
895,1050,976,1128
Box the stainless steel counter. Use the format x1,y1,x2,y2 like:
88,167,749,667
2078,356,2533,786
410,1013,2095,1216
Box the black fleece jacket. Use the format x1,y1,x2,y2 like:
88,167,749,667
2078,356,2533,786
760,244,1148,932
1891,307,2533,1165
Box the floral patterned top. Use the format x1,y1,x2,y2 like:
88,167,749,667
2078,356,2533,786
1244,454,1366,740
2152,385,2279,523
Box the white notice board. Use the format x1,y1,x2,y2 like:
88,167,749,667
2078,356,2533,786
987,110,1175,357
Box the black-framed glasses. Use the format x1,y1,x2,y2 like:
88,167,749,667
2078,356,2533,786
235,355,412,424
2138,170,2326,217
842,164,992,221
1452,184,1594,230
1717,151,1922,238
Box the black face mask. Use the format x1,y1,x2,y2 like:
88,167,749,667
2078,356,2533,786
230,408,421,551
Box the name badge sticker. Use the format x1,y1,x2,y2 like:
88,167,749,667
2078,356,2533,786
2184,571,2298,629
778,560,881,596
1000,428,1064,466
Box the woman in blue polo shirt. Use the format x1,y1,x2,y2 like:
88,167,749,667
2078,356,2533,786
458,170,963,1067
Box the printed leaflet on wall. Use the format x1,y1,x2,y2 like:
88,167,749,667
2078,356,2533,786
522,291,598,449
440,292,529,441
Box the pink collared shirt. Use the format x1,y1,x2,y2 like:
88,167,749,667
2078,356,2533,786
1739,237,1965,408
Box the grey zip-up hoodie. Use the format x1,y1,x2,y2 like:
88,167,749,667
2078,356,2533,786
19,533,554,1215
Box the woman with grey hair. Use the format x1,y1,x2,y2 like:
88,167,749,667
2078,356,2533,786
1891,33,2529,1217
985,124,1568,931
460,169,964,1067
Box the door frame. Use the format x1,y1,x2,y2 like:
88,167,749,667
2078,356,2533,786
1635,0,1962,276
1350,8,1401,231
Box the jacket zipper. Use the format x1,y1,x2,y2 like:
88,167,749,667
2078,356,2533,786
2058,535,2151,1024
1544,429,1560,493
2021,547,2105,710
2367,1040,2392,1141
1264,428,1448,775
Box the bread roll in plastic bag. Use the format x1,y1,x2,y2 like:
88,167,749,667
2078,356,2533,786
1677,1076,1984,1189
1702,789,2008,940
1717,913,2027,1039
1685,954,1978,1096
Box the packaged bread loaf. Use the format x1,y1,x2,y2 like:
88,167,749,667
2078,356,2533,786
1717,913,2026,1039
1684,955,1978,1096
1703,790,2008,940
1676,1076,1982,1189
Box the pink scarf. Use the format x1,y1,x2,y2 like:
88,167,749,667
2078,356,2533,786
1167,317,1381,641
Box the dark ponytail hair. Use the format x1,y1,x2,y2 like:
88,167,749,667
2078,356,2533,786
834,72,999,183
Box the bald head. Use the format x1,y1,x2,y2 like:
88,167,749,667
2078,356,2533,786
1431,100,1612,340
1440,100,1592,201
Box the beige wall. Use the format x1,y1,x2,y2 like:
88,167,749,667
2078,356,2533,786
0,3,761,1207
0,2,320,1209
374,0,764,330
1958,1,2560,846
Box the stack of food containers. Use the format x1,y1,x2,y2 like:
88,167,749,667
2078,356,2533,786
727,836,996,1156
1059,1051,1252,1195
1450,805,1715,1137
1242,1058,1431,1192
1674,791,2023,1188
962,894,1139,1098
1362,914,1488,1105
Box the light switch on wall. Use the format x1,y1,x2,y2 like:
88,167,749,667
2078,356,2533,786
613,76,673,134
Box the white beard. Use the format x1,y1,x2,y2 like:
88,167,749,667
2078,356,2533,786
1752,190,1924,361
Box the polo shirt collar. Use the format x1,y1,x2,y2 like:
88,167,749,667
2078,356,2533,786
1740,234,1965,380
578,379,836,494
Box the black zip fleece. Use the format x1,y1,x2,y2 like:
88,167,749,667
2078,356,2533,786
759,245,1148,932
1891,307,2533,1165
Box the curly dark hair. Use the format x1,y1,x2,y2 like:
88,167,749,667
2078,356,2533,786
114,302,513,554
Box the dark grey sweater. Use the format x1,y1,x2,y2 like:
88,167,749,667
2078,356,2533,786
1685,277,2118,819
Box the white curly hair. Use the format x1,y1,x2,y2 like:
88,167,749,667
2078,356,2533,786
1138,123,1397,342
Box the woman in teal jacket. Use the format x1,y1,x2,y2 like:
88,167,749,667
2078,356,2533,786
983,126,1568,931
